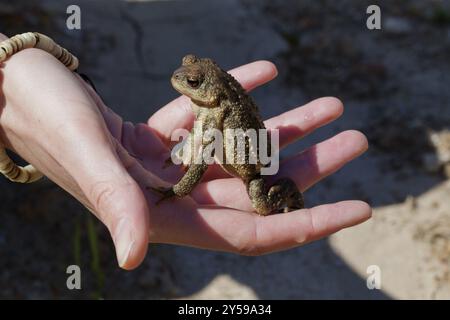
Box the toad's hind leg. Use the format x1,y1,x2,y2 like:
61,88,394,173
247,177,304,215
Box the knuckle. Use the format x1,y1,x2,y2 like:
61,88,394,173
296,208,314,244
235,219,264,256
90,180,116,216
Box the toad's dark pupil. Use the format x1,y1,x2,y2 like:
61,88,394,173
187,78,200,88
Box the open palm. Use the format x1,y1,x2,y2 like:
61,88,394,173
87,61,371,257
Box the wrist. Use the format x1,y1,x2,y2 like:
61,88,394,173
0,47,51,147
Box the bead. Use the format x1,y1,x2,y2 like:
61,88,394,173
0,48,7,61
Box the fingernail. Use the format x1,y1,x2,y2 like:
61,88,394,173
113,218,134,268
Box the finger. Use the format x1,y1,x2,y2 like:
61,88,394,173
265,97,343,149
150,201,371,255
245,201,372,254
60,119,150,270
147,60,278,144
279,130,368,190
192,130,368,210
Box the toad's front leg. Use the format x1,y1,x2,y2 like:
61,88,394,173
151,114,220,204
148,163,208,204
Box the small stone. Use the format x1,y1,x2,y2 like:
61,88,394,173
404,195,417,210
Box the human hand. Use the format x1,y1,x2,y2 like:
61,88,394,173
98,59,372,255
0,32,371,269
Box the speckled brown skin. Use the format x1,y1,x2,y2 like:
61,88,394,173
151,55,304,215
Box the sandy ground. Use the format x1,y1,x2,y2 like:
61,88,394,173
0,0,449,299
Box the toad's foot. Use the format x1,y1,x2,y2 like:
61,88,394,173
248,177,304,215
269,178,304,213
146,186,176,205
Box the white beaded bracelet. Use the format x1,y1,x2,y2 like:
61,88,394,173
0,32,79,183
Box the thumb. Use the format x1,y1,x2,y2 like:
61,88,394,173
59,121,150,270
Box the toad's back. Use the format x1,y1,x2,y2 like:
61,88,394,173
157,54,304,215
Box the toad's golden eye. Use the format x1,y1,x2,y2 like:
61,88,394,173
187,78,200,88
